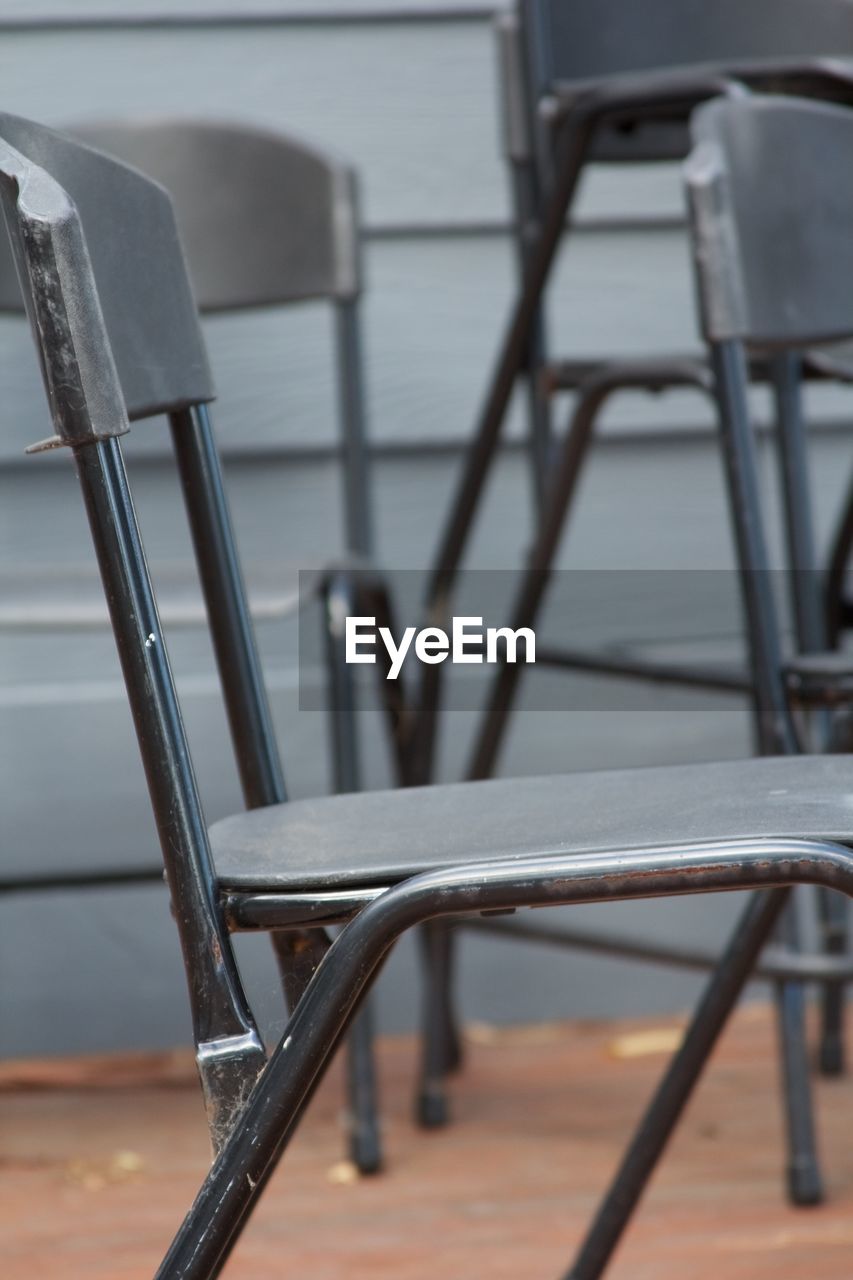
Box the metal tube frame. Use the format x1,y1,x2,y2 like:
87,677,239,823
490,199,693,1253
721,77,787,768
826,467,853,643
156,837,853,1280
170,404,382,1173
74,433,267,1155
321,566,384,1168
770,353,850,1074
460,912,853,984
334,297,374,558
169,405,288,811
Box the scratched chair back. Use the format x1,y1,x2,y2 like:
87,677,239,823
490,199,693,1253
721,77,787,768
0,111,214,423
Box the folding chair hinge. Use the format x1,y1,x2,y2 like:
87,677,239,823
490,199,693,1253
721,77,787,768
196,1029,268,1158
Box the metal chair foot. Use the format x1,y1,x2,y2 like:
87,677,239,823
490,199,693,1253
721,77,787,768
787,1157,824,1207
416,1083,450,1129
349,1122,383,1175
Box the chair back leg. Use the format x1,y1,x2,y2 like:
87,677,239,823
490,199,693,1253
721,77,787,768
73,435,267,1153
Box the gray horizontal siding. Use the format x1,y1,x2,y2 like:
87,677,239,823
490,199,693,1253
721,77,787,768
1,4,852,1058
0,15,847,468
0,18,683,229
0,2,497,22
1,228,850,467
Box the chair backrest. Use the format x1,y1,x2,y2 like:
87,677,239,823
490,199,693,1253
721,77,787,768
526,0,853,91
0,112,214,423
0,113,289,1129
501,0,853,168
64,118,372,555
681,94,853,752
684,95,853,349
67,118,361,310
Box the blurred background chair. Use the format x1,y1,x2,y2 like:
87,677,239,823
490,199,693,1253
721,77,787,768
0,117,389,1175
473,2,853,760
495,0,853,508
405,0,853,1202
566,90,853,1278
8,110,853,1280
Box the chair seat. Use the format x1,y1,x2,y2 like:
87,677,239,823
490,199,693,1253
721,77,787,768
550,58,853,163
804,338,853,383
211,754,853,893
0,560,346,630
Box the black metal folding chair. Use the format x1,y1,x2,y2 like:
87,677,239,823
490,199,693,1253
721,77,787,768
411,3,853,756
475,4,853,783
406,2,853,1183
66,116,389,1176
8,110,853,1279
0,118,389,1175
497,1,853,662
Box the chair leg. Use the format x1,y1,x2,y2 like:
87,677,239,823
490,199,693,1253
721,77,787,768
410,107,597,790
770,352,848,1083
507,139,555,515
816,886,848,1076
563,887,792,1280
467,376,607,781
712,341,824,1205
323,570,361,796
825,462,853,644
417,920,461,1128
772,900,824,1204
522,305,554,513
346,1001,383,1173
358,570,413,787
322,571,383,1174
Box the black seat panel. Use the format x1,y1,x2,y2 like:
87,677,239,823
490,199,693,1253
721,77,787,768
212,755,853,892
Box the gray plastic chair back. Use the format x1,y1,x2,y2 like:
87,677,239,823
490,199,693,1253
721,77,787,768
507,0,853,165
684,95,853,349
68,119,360,311
0,112,213,425
65,118,371,554
531,0,853,88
